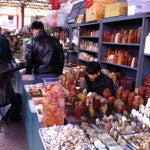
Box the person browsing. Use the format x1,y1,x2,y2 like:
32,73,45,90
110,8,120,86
84,61,115,96
25,21,64,83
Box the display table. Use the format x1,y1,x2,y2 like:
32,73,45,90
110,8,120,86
22,88,44,150
15,73,44,150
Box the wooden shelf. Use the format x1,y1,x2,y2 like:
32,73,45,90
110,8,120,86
79,22,100,27
80,49,98,53
101,14,146,23
144,53,150,57
78,58,89,63
80,36,99,39
67,50,78,53
101,61,138,71
102,42,140,47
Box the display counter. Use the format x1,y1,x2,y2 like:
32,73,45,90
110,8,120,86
15,72,44,150
15,69,150,150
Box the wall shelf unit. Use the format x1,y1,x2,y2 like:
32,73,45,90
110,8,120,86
102,42,140,47
99,14,150,88
139,16,150,84
101,61,138,71
68,13,150,88
80,36,99,39
78,22,100,65
80,49,98,53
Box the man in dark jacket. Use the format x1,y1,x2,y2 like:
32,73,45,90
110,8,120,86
0,34,26,122
0,27,12,63
25,21,64,83
84,61,115,96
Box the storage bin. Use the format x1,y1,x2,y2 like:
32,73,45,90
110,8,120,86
141,0,150,13
105,2,128,18
42,78,60,87
127,0,141,15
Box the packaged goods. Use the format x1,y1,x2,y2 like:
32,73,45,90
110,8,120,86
39,124,96,150
124,132,150,150
86,2,106,22
42,83,65,127
86,0,115,22
76,14,84,23
105,2,128,18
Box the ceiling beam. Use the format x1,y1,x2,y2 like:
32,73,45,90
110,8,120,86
0,0,51,10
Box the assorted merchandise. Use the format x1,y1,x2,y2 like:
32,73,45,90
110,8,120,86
23,65,150,150
43,83,65,127
79,52,97,62
39,124,96,150
101,48,138,68
81,29,99,37
86,0,115,22
103,27,142,44
123,132,150,150
71,28,79,51
105,2,128,18
3,0,150,149
80,40,98,52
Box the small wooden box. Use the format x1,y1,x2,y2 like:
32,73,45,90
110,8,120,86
105,2,128,18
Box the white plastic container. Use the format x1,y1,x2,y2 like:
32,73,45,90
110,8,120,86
144,33,150,54
127,0,142,15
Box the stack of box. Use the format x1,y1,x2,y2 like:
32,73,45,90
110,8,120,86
86,0,115,22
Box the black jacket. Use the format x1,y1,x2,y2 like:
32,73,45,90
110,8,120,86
0,62,25,105
85,73,115,96
25,31,64,75
0,35,12,63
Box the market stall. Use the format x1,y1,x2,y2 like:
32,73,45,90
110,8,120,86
16,65,150,150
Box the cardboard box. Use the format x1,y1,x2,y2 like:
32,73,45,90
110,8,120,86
94,0,115,3
105,2,128,18
86,2,106,22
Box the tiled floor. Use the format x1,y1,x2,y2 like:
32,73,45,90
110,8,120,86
0,121,28,150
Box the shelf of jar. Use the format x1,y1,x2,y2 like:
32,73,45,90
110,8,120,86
80,36,99,39
67,50,78,53
102,42,140,47
101,61,138,71
78,58,89,63
144,53,150,57
79,58,97,63
79,49,98,53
